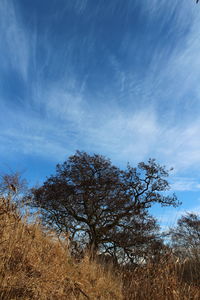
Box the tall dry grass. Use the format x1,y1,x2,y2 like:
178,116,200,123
0,196,122,299
1,195,200,299
122,256,200,300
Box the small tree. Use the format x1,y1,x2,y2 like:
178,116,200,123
29,151,179,261
0,172,27,222
168,213,200,285
0,172,27,205
169,213,200,259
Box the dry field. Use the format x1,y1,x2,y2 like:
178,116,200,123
0,196,200,300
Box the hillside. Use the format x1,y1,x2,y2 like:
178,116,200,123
0,196,200,300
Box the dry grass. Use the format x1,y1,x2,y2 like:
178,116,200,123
122,257,200,300
0,196,122,299
1,196,200,299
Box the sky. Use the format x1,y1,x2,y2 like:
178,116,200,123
0,0,200,228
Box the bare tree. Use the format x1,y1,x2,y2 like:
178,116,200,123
0,172,27,202
28,151,179,261
169,213,200,259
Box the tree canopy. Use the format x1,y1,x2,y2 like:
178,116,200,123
29,151,179,262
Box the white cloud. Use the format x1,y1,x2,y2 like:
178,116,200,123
157,204,200,231
0,0,32,81
1,0,200,180
170,177,200,192
2,72,200,174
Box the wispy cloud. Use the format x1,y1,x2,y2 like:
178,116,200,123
170,177,200,192
157,204,200,231
1,0,200,191
0,0,32,81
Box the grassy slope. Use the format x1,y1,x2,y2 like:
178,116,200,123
0,196,200,299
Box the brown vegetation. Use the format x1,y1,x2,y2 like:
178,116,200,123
0,196,122,299
1,196,200,299
122,256,200,300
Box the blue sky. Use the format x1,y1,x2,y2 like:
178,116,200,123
1,0,200,228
